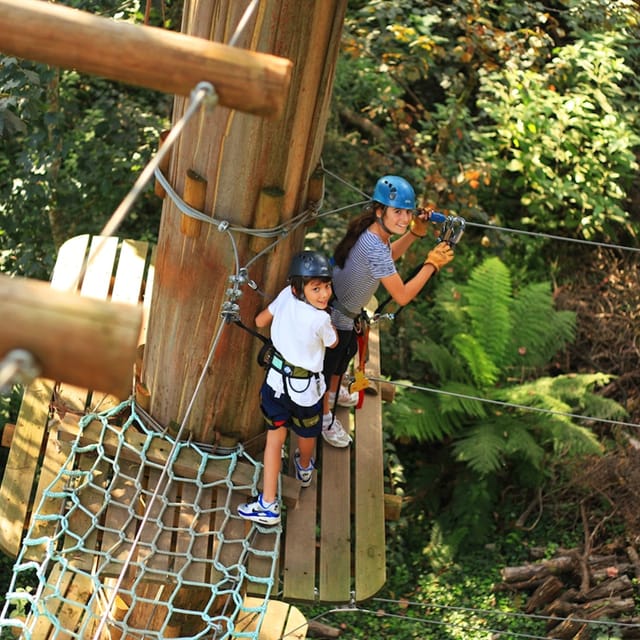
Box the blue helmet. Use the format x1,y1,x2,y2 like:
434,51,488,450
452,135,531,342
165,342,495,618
288,251,332,279
372,175,416,209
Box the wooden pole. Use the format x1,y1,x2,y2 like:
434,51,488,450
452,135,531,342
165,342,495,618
0,0,292,118
0,274,142,397
141,0,349,447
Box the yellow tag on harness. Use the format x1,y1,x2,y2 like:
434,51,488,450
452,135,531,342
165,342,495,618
349,370,369,392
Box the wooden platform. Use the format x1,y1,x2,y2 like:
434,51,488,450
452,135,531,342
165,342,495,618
0,234,387,621
282,336,386,603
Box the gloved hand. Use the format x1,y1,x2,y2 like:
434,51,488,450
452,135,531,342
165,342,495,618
409,207,433,238
409,216,428,238
424,243,454,272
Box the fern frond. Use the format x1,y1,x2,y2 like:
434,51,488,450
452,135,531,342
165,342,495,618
545,417,603,457
451,333,500,387
502,373,627,421
458,257,513,365
410,337,468,382
506,282,576,369
453,417,547,475
384,382,458,442
439,381,489,420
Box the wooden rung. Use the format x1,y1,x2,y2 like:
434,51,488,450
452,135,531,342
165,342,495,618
56,415,301,507
174,481,216,584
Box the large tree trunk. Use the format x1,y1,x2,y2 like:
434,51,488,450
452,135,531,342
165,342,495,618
141,1,347,445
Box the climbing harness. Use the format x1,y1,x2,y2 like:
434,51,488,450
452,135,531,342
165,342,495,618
344,211,466,402
348,312,371,408
233,318,322,428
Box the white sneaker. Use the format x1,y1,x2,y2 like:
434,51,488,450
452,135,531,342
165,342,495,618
294,449,315,487
322,416,352,448
237,493,281,525
337,385,359,407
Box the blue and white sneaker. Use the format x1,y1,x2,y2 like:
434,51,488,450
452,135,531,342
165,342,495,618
237,493,281,525
294,449,315,487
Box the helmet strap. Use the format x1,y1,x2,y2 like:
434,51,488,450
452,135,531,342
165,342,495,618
375,208,395,237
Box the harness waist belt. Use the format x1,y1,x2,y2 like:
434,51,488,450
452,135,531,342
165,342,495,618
271,351,315,379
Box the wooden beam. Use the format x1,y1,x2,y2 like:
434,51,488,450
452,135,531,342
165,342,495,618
0,0,292,118
0,273,142,398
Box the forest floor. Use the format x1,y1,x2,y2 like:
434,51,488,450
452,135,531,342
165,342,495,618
555,246,640,544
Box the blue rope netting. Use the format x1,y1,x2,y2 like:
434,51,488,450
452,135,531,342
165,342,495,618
0,397,280,639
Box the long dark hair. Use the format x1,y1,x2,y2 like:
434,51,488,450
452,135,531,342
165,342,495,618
333,202,383,269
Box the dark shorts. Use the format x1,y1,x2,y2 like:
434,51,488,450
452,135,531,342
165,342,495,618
260,382,322,438
322,328,358,385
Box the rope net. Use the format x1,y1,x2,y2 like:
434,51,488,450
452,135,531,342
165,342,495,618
0,398,280,640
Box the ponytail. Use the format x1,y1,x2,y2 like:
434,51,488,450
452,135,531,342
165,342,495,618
333,203,381,269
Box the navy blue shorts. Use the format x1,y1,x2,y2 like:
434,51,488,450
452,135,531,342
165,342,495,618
260,382,322,438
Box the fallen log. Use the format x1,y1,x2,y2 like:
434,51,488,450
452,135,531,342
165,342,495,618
500,555,575,582
525,575,564,613
582,575,633,601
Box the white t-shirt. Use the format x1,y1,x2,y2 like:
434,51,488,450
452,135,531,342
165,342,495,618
265,286,337,406
331,230,397,330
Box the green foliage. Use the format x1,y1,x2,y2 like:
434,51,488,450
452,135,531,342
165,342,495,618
383,255,626,550
327,0,640,279
0,3,172,278
475,30,640,241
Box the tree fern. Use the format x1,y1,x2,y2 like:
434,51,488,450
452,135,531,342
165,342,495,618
384,255,626,550
506,281,576,371
457,257,513,366
451,333,500,387
384,383,458,442
452,417,546,476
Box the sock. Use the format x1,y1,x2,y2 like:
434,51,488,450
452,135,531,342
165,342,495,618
259,493,277,507
322,413,333,429
328,391,337,405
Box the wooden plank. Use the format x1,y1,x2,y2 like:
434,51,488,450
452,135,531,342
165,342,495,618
237,596,308,640
174,480,214,584
0,377,54,557
98,459,140,577
283,471,317,601
354,326,386,601
318,406,352,602
282,602,309,640
81,236,119,299
23,411,75,562
26,383,90,562
51,572,95,640
111,239,150,305
50,234,91,292
63,451,109,572
138,467,175,574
